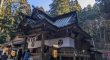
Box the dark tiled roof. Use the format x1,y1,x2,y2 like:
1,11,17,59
53,11,77,28
53,16,72,28
24,8,77,28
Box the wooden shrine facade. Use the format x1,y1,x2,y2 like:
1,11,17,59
17,8,92,60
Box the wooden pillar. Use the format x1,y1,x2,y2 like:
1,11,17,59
24,35,27,51
73,56,76,60
73,50,76,60
60,55,62,60
83,56,85,60
41,32,45,60
79,56,81,60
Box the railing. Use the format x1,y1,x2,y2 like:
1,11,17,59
31,53,50,60
31,53,41,60
59,51,90,57
30,51,90,60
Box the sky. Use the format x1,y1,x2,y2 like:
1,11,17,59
28,0,96,11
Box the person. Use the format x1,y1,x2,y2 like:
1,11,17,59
11,50,16,58
18,49,22,60
23,50,30,60
1,53,8,60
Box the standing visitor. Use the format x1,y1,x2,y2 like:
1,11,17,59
23,50,30,60
11,50,17,60
18,49,22,60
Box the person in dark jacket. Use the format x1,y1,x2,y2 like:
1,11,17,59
23,50,30,60
18,49,22,60
1,53,8,60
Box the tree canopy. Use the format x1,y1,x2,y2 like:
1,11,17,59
96,0,110,19
49,0,81,16
49,0,70,16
